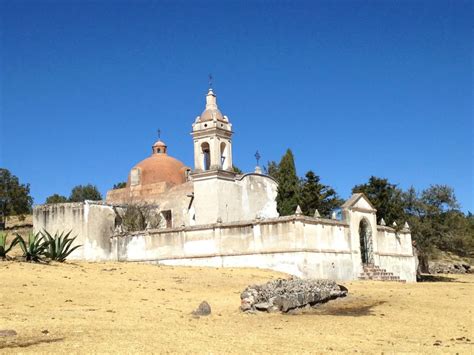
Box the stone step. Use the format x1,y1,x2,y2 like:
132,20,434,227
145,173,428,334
359,265,405,282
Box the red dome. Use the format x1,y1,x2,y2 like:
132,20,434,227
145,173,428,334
129,153,188,186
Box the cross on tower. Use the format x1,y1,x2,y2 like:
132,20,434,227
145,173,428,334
157,129,161,140
208,74,213,89
255,150,261,166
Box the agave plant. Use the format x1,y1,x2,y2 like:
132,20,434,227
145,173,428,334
0,232,14,259
42,230,81,262
15,232,48,262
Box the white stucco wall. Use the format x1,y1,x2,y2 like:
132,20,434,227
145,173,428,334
375,227,416,282
33,195,416,282
33,201,115,261
111,217,358,281
192,173,278,225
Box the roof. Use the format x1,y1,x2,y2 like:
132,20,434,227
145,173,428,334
129,153,189,187
197,89,228,123
341,193,376,211
152,140,167,147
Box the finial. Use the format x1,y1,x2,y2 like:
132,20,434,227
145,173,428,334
295,205,303,216
404,221,410,230
392,221,397,227
157,129,161,140
380,218,386,226
331,211,337,220
255,150,261,166
313,209,320,218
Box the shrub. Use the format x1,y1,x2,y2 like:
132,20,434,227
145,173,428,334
42,230,81,262
121,204,161,232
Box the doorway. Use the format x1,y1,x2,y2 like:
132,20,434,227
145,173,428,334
359,218,373,264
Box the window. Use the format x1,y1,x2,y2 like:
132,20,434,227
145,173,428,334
162,210,172,228
130,168,141,186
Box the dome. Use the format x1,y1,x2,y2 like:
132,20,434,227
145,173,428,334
153,140,167,148
197,89,228,123
199,107,225,122
128,140,189,186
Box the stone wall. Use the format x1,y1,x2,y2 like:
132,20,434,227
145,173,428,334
376,226,416,281
33,197,417,282
33,201,115,261
111,216,356,280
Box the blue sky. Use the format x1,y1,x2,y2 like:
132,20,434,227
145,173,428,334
1,0,472,211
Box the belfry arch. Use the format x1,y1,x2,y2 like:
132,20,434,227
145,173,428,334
220,142,228,169
201,142,211,171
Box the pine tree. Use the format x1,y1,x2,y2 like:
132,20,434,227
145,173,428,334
275,149,300,216
300,171,342,217
264,161,279,180
352,176,405,224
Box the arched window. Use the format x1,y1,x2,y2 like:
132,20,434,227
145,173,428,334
201,142,210,170
220,142,227,169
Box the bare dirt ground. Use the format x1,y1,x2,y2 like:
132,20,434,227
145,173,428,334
0,261,472,353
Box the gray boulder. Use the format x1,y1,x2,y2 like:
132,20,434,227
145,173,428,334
192,301,211,316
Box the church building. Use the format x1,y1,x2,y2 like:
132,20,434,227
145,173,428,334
33,87,417,282
106,88,278,227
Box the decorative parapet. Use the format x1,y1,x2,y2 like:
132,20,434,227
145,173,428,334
111,214,349,238
376,225,411,234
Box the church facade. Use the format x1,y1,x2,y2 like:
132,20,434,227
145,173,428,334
33,88,417,282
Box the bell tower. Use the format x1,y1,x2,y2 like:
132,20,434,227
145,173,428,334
191,88,234,174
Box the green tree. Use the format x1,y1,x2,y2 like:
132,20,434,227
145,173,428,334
300,171,343,217
69,184,102,202
404,185,471,257
0,168,33,218
45,194,68,204
112,182,127,189
352,176,405,225
275,149,300,216
264,161,280,180
232,166,243,174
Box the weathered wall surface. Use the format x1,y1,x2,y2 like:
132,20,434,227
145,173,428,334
376,227,416,282
33,202,115,261
111,217,357,280
193,173,278,225
33,195,416,282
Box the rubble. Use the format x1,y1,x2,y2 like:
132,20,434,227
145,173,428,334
240,277,348,313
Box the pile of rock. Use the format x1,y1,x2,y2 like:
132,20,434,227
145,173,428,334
429,261,471,274
240,277,348,313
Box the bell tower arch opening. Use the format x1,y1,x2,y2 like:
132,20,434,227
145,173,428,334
201,142,211,171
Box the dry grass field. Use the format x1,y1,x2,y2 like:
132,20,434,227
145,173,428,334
0,261,472,353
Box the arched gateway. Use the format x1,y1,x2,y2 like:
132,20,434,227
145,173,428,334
359,218,373,264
